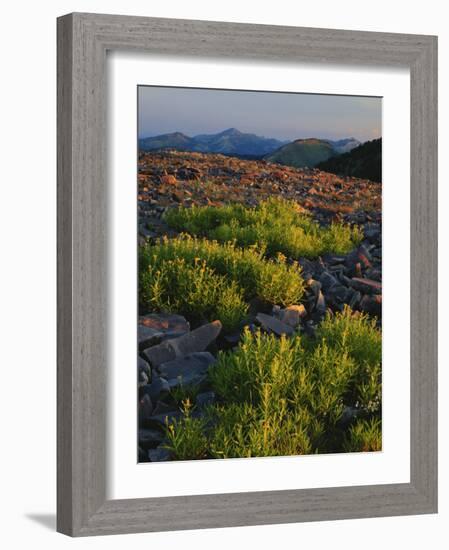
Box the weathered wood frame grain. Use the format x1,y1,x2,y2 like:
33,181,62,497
57,12,438,537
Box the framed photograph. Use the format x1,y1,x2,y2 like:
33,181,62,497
57,13,437,536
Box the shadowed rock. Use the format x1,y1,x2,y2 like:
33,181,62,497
139,428,164,449
142,320,222,367
279,304,307,327
138,356,151,386
359,294,382,316
349,277,382,295
138,325,164,351
140,377,170,402
256,312,295,336
139,394,154,421
158,352,216,384
139,313,190,341
152,400,177,416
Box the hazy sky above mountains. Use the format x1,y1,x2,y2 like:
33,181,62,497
138,86,381,143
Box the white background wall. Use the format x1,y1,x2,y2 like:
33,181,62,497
0,1,445,548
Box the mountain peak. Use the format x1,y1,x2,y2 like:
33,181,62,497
220,127,242,136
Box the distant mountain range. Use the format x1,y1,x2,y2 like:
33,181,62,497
139,128,289,157
139,128,363,167
316,138,382,183
328,138,362,154
265,138,333,168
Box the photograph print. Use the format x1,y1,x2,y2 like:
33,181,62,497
137,86,382,463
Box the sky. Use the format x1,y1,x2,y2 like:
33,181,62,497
138,86,381,143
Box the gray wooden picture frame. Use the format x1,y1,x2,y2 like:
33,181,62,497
57,12,438,537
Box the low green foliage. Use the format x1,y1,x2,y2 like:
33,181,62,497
343,418,382,452
314,306,382,412
139,255,248,332
163,399,208,461
139,234,304,318
164,308,382,459
164,197,363,259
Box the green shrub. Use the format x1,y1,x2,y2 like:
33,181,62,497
165,308,382,459
342,418,382,452
208,402,313,459
163,399,209,460
139,234,304,308
314,306,382,412
139,255,248,331
315,306,382,367
164,197,363,259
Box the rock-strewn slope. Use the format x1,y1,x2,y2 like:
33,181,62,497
138,150,381,226
137,150,382,462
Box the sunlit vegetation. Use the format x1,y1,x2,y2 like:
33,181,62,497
164,197,363,259
164,307,382,459
139,234,304,330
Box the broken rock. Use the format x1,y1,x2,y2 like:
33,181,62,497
157,352,217,387
256,313,295,336
142,320,222,367
279,304,307,327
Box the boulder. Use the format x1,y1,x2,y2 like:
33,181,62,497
139,393,154,421
279,304,307,327
157,352,217,387
363,223,381,243
138,356,151,386
319,271,338,292
359,294,382,316
138,325,163,351
142,320,222,367
326,285,348,303
349,289,362,309
349,277,382,295
140,377,170,402
139,313,189,340
256,313,295,336
152,400,177,416
139,428,164,449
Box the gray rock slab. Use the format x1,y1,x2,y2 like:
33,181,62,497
139,313,190,340
319,271,339,291
138,325,164,350
141,377,170,402
158,352,216,380
166,373,208,389
256,312,295,336
349,277,382,295
142,320,222,367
